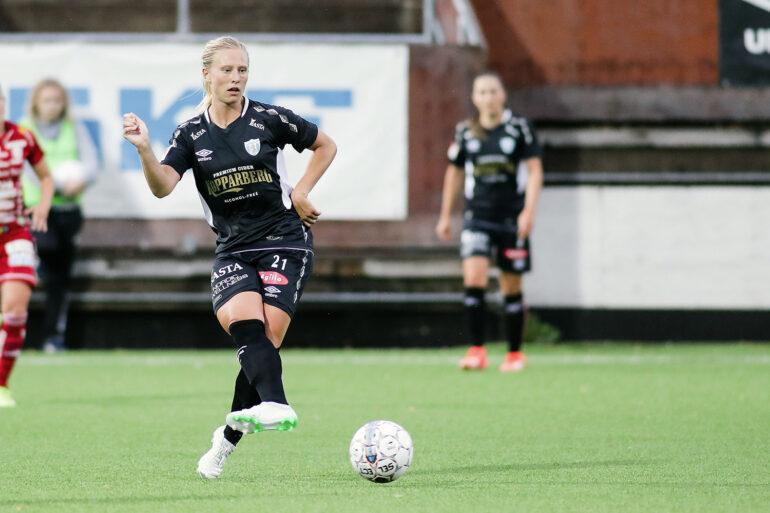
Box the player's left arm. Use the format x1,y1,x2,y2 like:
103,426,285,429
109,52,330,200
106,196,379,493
26,159,54,232
291,129,337,227
517,157,543,239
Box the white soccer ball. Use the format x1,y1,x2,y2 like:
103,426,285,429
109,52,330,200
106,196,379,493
349,420,414,483
52,160,85,188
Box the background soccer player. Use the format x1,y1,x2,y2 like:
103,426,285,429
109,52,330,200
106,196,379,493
436,72,543,372
0,85,54,406
123,36,336,478
21,78,100,353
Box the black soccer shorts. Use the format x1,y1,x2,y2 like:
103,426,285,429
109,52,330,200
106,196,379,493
210,247,313,317
460,228,531,274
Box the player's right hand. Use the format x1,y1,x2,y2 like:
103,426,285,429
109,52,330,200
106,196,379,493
291,190,321,227
122,113,150,149
25,203,49,232
435,216,452,241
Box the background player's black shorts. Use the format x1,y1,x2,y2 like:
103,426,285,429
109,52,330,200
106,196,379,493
210,247,313,317
460,228,531,274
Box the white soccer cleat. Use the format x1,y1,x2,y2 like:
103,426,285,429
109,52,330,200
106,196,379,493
226,402,298,434
0,386,16,408
197,425,235,479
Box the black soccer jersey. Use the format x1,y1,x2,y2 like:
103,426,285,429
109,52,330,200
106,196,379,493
161,98,318,254
447,109,542,232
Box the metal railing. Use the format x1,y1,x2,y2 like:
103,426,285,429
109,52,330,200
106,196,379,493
0,0,485,47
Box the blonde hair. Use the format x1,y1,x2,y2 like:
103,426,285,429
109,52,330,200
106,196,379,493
28,78,70,121
196,36,249,114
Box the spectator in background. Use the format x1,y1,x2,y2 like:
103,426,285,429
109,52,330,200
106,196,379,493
0,85,54,407
21,78,99,353
436,71,544,372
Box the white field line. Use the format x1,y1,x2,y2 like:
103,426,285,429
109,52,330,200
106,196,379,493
19,352,770,367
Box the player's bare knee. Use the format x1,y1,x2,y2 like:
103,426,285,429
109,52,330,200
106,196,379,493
463,271,489,288
499,274,522,295
463,278,488,289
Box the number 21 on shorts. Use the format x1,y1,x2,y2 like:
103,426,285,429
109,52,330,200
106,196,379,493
271,254,287,270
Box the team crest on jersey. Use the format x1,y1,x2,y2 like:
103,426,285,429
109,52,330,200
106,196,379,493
499,136,516,154
244,138,261,156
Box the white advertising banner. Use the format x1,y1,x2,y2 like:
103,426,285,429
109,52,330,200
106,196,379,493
0,42,409,220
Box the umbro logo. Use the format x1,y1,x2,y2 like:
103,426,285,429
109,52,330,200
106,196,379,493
264,286,281,294
195,148,213,161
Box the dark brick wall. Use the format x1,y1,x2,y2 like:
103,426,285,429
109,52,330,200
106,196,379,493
471,0,719,86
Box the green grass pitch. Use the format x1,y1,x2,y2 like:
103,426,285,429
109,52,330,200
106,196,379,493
1,343,768,513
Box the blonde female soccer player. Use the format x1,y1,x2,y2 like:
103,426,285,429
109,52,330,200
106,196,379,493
436,72,543,372
123,36,336,478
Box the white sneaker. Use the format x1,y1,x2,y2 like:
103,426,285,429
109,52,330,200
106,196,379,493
226,402,298,434
197,426,235,479
0,386,16,408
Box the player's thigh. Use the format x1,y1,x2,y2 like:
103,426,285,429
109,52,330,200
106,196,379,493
0,228,37,307
211,254,263,333
460,229,492,287
216,291,264,334
495,234,531,275
462,256,490,288
0,280,32,313
214,288,293,348
253,248,313,320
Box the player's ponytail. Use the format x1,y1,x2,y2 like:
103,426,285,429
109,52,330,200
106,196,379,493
195,36,250,114
469,111,484,141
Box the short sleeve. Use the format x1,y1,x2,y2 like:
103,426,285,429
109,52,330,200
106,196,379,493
160,126,194,177
22,129,44,166
516,118,542,160
267,105,318,153
447,124,466,167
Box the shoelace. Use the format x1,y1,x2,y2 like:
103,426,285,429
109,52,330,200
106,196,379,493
213,441,235,464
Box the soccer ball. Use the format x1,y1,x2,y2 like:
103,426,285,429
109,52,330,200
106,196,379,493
349,420,413,483
52,160,85,188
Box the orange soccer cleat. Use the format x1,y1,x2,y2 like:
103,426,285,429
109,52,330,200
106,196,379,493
459,345,488,370
499,351,527,372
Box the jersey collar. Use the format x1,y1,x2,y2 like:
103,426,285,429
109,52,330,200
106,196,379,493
203,97,250,124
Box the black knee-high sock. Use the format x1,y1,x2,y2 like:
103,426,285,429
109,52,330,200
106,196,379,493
464,287,486,346
503,293,525,352
230,319,287,405
223,368,261,445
